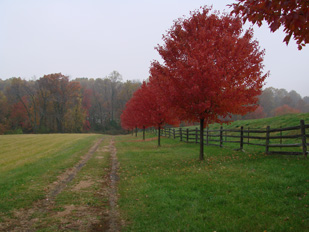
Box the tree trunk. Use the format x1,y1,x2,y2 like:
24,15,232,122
158,125,161,147
143,126,145,140
135,126,137,137
200,118,204,160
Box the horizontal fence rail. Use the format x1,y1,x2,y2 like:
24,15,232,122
156,120,308,157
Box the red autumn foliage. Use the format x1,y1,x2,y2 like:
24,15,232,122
121,91,145,131
155,6,267,159
10,97,31,130
121,81,179,146
230,0,309,50
274,104,301,116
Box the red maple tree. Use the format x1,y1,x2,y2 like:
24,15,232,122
230,0,309,50
121,83,153,138
155,6,267,159
121,100,139,134
121,81,179,146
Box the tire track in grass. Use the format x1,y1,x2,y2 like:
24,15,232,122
0,138,104,232
107,138,121,232
93,138,122,232
47,137,104,199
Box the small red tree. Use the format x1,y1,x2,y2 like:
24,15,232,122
230,0,309,50
121,100,139,134
156,6,267,160
274,104,301,116
121,81,179,146
121,83,154,138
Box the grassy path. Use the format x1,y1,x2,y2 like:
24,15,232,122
105,138,122,232
0,134,119,231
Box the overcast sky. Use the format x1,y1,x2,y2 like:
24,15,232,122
1,0,308,96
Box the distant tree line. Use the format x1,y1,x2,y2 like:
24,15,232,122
0,71,141,134
0,72,308,135
239,87,309,120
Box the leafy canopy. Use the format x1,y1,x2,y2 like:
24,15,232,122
155,6,267,126
230,0,309,50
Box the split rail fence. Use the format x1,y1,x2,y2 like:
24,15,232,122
157,120,308,157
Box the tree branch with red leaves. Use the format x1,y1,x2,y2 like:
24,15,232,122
230,0,309,50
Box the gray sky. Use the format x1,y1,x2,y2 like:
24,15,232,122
1,0,308,96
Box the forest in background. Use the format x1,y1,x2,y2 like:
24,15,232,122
240,87,309,120
0,71,141,134
0,71,308,134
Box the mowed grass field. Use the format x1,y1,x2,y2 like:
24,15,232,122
0,134,103,214
116,133,309,231
1,119,308,231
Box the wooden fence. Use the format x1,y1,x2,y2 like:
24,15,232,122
157,120,308,157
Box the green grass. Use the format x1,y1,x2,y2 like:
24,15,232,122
176,113,309,154
1,121,308,231
0,134,102,214
116,133,309,232
32,135,113,231
205,113,309,130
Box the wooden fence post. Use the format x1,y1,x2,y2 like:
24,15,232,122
173,129,175,139
280,126,282,150
206,127,209,145
300,120,307,157
180,128,182,141
220,126,223,147
265,126,270,154
195,127,198,143
158,126,161,147
247,127,250,144
186,129,189,143
240,126,244,150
